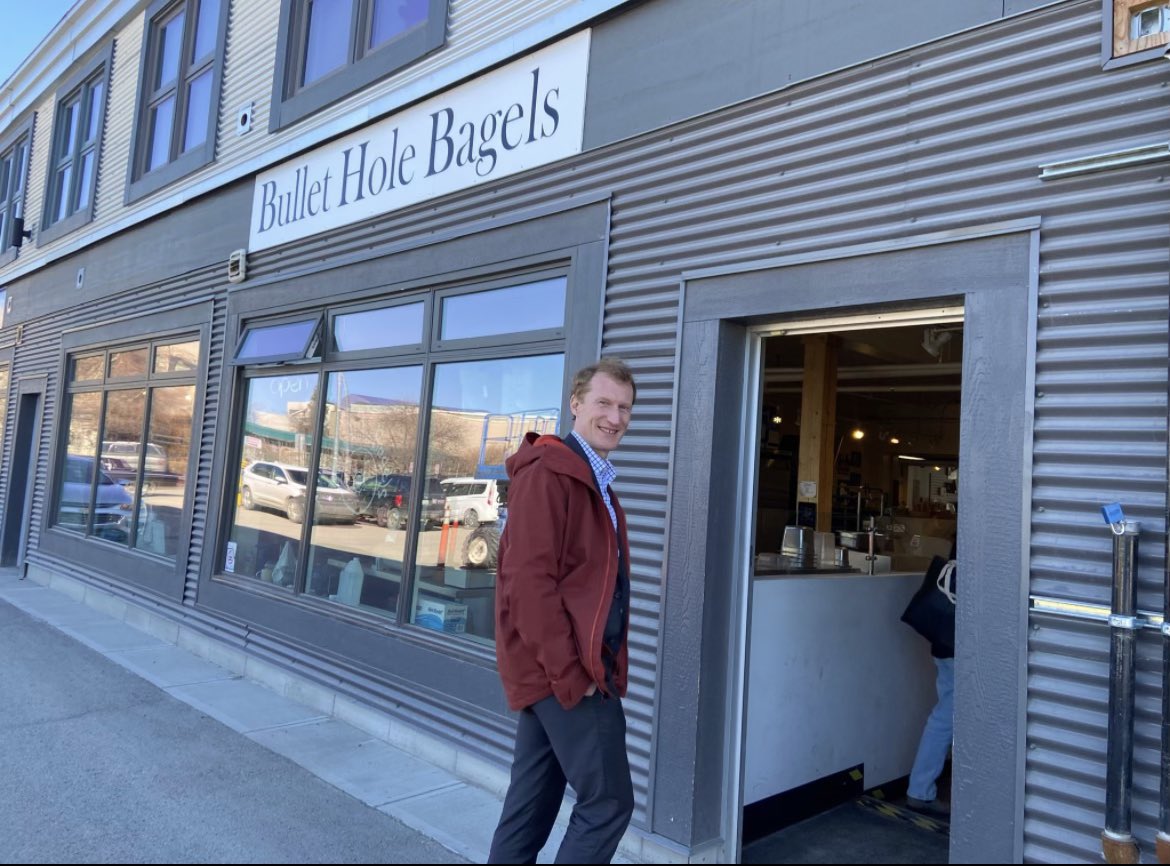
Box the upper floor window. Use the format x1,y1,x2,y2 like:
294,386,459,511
270,0,448,131
1107,0,1170,62
126,0,230,203
40,46,113,245
0,119,34,267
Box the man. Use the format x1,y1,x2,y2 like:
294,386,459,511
488,358,637,864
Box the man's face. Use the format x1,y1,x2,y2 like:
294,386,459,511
570,372,634,458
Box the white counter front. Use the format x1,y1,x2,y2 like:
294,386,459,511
743,571,938,805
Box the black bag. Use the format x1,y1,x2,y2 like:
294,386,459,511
900,555,956,657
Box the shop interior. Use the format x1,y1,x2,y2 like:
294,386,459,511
741,316,963,863
754,321,962,573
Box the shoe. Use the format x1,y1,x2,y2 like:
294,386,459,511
906,796,950,818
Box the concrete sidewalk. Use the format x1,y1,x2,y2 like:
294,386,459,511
0,566,642,864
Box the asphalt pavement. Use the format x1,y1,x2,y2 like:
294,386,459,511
0,566,616,864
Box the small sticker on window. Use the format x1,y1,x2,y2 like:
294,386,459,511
225,541,237,573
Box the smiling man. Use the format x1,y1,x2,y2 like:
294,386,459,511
489,357,637,864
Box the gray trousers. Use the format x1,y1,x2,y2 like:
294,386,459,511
488,692,634,864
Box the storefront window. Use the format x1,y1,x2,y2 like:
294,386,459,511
410,354,563,645
222,270,582,647
223,372,321,587
303,365,423,616
53,335,201,557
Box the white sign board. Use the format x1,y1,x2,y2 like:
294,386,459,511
249,30,591,252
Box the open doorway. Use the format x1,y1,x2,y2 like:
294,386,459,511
741,316,962,864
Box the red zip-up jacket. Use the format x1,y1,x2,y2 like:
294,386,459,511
494,432,631,712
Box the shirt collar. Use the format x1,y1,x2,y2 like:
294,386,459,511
570,430,618,487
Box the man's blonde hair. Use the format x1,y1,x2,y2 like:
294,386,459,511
570,357,637,405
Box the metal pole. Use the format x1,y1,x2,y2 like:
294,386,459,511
1102,519,1140,864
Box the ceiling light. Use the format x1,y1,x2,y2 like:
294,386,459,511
897,454,925,461
921,326,954,358
889,437,900,445
850,428,865,440
772,415,782,425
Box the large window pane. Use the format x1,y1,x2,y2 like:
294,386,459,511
182,70,212,153
223,373,321,588
155,340,201,373
410,353,563,644
193,0,221,59
369,0,428,49
109,348,149,378
302,0,351,86
332,302,424,352
85,81,105,141
72,354,104,382
135,385,194,559
440,278,566,341
155,11,186,89
53,392,105,533
99,389,147,546
148,97,175,171
305,365,423,616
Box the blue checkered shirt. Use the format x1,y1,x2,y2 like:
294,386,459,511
570,431,618,532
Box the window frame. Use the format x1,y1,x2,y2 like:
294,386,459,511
1102,0,1170,67
41,303,212,599
214,264,581,640
125,0,231,204
0,115,36,268
39,43,113,246
269,0,449,131
231,312,325,365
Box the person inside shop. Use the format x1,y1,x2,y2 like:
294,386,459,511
903,542,957,819
488,357,637,864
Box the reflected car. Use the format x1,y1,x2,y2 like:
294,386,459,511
354,474,446,528
58,454,136,540
240,461,358,524
101,440,168,475
439,477,508,528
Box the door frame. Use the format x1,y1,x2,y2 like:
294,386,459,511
648,219,1039,862
2,376,46,569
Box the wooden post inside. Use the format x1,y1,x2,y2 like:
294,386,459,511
796,334,838,532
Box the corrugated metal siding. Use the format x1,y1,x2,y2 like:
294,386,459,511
236,2,1167,836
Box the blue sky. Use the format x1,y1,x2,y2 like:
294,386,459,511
1,0,78,86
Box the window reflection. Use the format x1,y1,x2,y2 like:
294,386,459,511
154,340,200,374
305,366,424,617
135,385,194,558
72,355,103,382
53,391,104,534
98,389,146,546
332,302,423,353
440,277,566,341
224,373,320,588
109,348,149,379
410,353,564,644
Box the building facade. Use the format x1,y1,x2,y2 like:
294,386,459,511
0,1,1167,861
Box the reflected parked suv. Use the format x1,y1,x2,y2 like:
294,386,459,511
240,461,357,524
354,473,446,528
440,477,507,528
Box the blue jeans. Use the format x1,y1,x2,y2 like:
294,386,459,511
908,657,954,802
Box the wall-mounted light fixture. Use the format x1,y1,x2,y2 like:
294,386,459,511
10,216,32,249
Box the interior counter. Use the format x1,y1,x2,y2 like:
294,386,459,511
743,570,937,806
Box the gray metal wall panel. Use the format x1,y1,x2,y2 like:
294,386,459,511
586,0,1041,150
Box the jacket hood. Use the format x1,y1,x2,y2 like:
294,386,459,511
505,431,595,486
